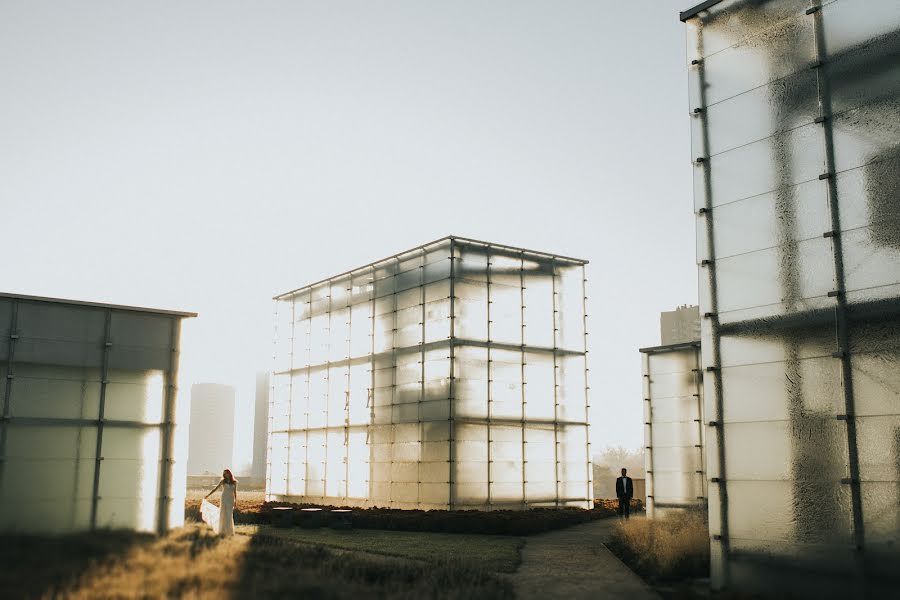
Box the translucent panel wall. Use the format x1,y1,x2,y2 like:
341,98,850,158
269,237,591,510
641,343,705,518
684,0,900,595
0,295,192,534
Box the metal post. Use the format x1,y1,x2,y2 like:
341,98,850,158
303,293,312,500
811,4,866,585
520,252,527,509
582,264,591,508
693,347,706,506
448,239,457,510
156,316,181,534
419,251,426,508
90,310,113,530
323,285,332,501
345,281,353,502
285,297,295,499
0,300,20,497
692,23,730,584
368,267,376,505
644,354,654,518
551,258,560,509
486,247,493,509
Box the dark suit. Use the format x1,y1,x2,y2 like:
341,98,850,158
616,476,633,518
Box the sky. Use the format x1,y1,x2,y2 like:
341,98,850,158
0,0,698,470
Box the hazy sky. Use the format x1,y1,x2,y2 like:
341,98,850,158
0,1,697,468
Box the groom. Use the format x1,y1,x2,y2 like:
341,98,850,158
615,468,633,520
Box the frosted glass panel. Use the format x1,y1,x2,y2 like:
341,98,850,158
104,370,166,423
690,12,815,107
687,0,900,590
269,239,589,509
8,365,102,419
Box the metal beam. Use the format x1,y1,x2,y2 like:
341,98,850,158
156,317,182,534
680,0,726,22
89,309,113,530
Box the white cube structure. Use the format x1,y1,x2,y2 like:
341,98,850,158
682,0,900,595
641,342,706,518
268,236,592,510
0,293,195,533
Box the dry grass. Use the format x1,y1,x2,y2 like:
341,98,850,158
246,525,524,572
3,525,513,599
607,511,710,582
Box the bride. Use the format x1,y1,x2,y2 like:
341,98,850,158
201,469,238,536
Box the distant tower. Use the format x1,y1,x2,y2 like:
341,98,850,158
188,383,236,476
251,372,270,480
659,305,700,345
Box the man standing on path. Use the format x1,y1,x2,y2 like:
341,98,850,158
616,468,633,520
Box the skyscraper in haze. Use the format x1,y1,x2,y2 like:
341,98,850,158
188,383,235,476
251,372,270,480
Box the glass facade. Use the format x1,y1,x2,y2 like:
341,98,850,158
683,0,900,595
269,237,592,509
641,342,706,518
0,294,193,533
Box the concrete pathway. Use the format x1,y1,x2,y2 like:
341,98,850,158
510,517,660,600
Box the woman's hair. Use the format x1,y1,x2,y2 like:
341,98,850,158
223,469,237,484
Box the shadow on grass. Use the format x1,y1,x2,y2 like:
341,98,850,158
235,531,515,599
0,530,155,600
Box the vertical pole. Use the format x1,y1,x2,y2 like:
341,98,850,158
486,246,493,509
643,353,655,519
90,310,113,530
448,239,456,511
693,347,706,507
811,5,866,586
0,300,20,500
323,284,332,501
156,316,182,534
419,251,426,508
692,21,730,584
582,264,591,508
520,252,527,509
285,297,295,498
304,293,312,500
390,259,399,508
345,280,352,502
368,266,376,505
551,258,560,508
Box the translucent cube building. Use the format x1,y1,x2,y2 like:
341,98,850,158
0,293,195,533
268,236,592,510
641,341,706,518
682,0,900,595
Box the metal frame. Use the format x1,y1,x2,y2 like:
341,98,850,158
0,294,194,534
683,0,900,592
640,342,705,519
270,237,591,510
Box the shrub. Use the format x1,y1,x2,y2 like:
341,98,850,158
185,499,616,536
607,509,709,582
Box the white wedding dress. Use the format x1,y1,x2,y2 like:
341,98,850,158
201,481,236,536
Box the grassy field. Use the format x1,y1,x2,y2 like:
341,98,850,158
243,524,524,572
2,524,514,599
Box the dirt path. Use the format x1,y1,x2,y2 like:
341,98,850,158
510,516,660,600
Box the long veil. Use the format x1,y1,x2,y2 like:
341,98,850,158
201,499,221,534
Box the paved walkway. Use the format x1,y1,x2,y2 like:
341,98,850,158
510,517,660,600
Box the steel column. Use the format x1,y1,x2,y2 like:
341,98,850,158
811,3,867,586
89,310,113,530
